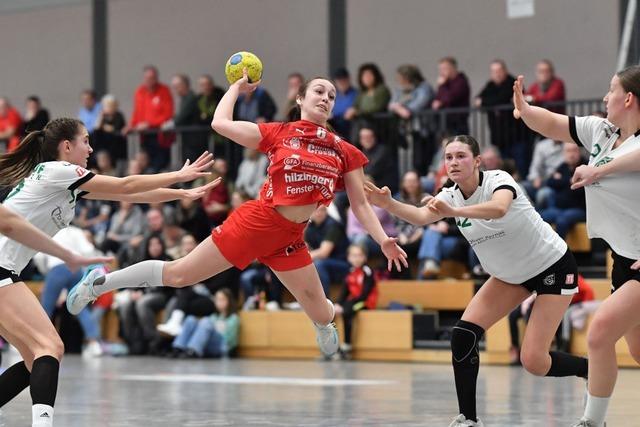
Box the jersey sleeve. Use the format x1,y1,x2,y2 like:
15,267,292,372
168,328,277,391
485,170,518,199
568,116,606,151
341,141,369,173
44,162,95,191
257,122,286,153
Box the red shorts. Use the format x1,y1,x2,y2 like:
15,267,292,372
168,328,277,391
211,199,312,271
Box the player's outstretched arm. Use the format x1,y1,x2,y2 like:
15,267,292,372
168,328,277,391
364,181,443,226
513,75,572,142
211,69,262,149
84,178,221,203
79,151,214,195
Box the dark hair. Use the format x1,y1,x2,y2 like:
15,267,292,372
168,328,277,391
440,135,481,190
285,76,336,132
216,287,238,316
348,243,369,258
199,74,214,85
396,64,424,87
357,63,385,91
400,170,422,203
27,95,41,105
288,72,304,82
439,56,458,68
143,64,158,75
490,59,507,70
82,89,97,100
0,118,83,187
144,233,168,260
332,67,349,80
616,65,640,101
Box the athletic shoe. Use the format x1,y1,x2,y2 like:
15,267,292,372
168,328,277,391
82,341,103,358
571,418,604,427
67,267,103,315
448,414,484,427
313,322,339,357
157,322,183,337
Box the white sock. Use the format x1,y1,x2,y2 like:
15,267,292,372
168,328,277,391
32,404,53,427
167,309,185,326
584,393,609,426
93,260,165,296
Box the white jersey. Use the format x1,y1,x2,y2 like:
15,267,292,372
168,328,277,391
0,161,94,274
436,170,567,283
569,116,640,259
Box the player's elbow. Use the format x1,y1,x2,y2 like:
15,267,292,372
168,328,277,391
211,118,230,135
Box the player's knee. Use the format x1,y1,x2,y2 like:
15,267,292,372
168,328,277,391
519,346,548,376
451,320,484,367
32,334,64,361
587,314,618,351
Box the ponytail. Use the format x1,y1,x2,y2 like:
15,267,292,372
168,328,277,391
0,118,83,187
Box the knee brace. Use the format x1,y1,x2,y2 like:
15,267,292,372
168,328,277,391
451,320,485,365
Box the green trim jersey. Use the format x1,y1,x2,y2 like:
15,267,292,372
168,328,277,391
569,116,640,259
0,161,94,274
436,170,567,284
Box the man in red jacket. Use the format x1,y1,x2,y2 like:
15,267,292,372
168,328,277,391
127,65,174,171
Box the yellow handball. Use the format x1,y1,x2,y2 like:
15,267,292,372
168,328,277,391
225,51,263,84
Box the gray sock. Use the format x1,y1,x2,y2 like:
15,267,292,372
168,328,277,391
93,260,166,296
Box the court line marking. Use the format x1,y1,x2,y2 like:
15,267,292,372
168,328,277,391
112,374,396,387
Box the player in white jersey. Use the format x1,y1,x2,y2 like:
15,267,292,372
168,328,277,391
366,135,588,427
514,65,640,427
0,117,217,427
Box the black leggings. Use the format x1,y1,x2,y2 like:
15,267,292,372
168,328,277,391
341,302,366,345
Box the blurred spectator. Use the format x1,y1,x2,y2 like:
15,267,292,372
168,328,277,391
480,145,503,171
330,67,357,137
170,288,239,359
99,200,145,263
284,72,304,117
389,64,435,174
33,226,104,357
525,59,566,114
96,150,117,177
416,217,468,279
133,150,155,175
127,65,174,171
202,159,230,227
334,244,378,360
347,177,397,256
196,74,225,125
116,234,174,355
92,94,127,165
170,73,204,163
234,148,268,199
475,60,520,152
23,95,49,132
540,142,586,238
175,196,211,242
305,205,351,295
359,125,396,192
78,89,101,132
348,63,391,119
0,97,22,152
522,138,564,206
74,193,113,245
422,133,451,194
393,171,425,260
432,57,471,135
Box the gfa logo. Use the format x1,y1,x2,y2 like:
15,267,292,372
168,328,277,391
456,218,471,228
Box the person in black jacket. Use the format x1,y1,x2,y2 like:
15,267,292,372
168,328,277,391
360,125,397,193
540,142,586,238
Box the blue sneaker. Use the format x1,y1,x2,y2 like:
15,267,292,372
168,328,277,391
66,266,104,315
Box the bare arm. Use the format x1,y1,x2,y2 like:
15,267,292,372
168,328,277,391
83,178,221,203
570,151,640,189
0,206,111,270
364,181,443,226
80,152,214,194
345,169,408,271
426,189,513,220
211,70,262,150
513,75,572,143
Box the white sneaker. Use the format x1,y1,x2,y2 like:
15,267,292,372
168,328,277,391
313,322,339,357
571,418,604,427
157,322,182,337
449,414,484,427
67,268,103,315
82,341,103,358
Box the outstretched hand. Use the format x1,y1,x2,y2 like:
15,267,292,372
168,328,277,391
182,177,222,200
178,151,215,183
233,68,261,94
364,181,393,209
570,165,600,189
65,254,113,273
512,75,529,120
381,237,409,272
424,197,458,218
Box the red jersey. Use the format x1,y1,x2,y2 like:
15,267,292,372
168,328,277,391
341,265,378,310
257,120,368,207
